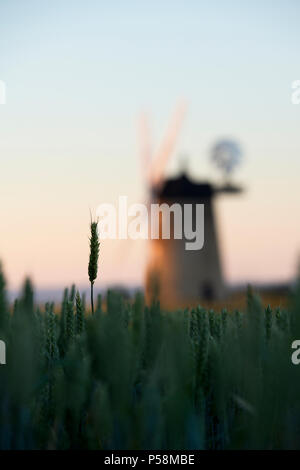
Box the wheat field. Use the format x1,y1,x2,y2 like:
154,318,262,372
1,264,300,449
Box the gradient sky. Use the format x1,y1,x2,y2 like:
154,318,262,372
0,0,300,290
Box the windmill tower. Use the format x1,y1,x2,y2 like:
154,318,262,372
145,138,243,307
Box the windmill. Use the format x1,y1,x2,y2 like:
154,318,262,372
145,137,243,307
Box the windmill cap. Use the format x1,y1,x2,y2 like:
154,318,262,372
154,173,243,199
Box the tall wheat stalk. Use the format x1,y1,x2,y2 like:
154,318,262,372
88,220,99,314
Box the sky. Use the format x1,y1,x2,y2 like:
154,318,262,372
0,0,300,291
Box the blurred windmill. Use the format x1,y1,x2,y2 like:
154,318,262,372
146,137,244,307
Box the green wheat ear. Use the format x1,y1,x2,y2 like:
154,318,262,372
75,291,85,335
88,220,100,314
